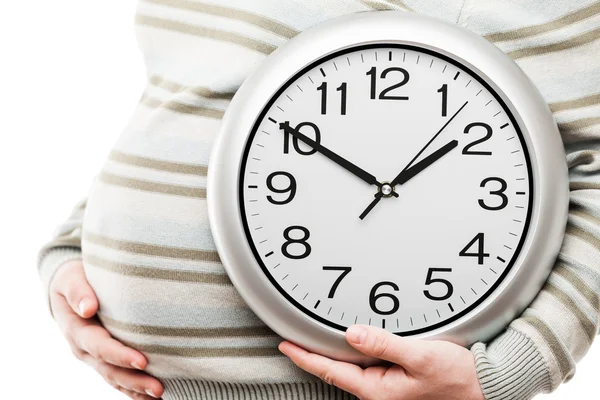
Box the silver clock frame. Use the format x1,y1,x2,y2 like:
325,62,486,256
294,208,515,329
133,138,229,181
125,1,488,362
208,11,569,364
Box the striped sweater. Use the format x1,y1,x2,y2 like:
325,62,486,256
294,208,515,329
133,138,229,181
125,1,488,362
38,1,600,399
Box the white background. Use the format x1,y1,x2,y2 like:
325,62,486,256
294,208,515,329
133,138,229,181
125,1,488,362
0,1,597,399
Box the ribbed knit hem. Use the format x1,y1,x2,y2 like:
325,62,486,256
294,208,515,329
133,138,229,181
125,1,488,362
161,379,358,400
38,247,82,313
471,328,552,400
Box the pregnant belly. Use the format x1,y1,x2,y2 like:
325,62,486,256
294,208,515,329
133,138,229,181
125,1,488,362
80,173,300,382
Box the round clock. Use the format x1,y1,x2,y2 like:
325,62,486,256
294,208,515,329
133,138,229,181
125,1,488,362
208,11,569,364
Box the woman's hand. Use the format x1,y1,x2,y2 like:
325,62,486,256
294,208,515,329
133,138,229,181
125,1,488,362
279,325,485,400
49,260,164,400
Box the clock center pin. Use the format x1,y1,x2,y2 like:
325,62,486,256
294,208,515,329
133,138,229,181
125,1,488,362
380,182,395,197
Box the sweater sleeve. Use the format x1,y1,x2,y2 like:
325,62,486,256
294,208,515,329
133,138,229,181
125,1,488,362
471,126,600,399
38,198,87,302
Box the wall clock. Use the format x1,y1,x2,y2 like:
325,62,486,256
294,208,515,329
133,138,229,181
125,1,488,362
208,11,569,364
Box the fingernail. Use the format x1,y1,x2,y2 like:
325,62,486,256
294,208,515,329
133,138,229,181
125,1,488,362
146,389,158,398
78,299,88,316
131,361,143,370
346,325,367,345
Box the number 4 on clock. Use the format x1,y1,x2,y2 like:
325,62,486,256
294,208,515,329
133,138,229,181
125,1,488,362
459,232,490,265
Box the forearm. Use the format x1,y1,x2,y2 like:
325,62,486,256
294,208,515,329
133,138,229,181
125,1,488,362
38,198,86,299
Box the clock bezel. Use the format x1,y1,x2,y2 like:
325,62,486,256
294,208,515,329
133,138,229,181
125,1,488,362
208,11,569,364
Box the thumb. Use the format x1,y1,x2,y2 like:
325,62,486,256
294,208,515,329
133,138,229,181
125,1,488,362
53,260,99,318
345,325,432,370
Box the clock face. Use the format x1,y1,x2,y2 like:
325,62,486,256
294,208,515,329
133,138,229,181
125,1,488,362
238,44,533,335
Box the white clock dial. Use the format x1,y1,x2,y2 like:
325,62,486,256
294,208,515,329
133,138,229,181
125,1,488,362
239,44,533,335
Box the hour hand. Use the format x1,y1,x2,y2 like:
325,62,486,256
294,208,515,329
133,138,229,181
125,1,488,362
391,139,459,186
279,121,391,190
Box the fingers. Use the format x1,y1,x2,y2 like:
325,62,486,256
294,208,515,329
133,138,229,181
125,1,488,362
83,354,164,399
78,324,148,370
49,261,164,398
346,325,435,373
279,341,373,398
51,260,98,318
117,387,157,400
52,294,148,369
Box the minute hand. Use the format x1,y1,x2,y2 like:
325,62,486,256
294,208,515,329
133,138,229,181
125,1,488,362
280,121,384,188
390,101,468,186
391,140,458,185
